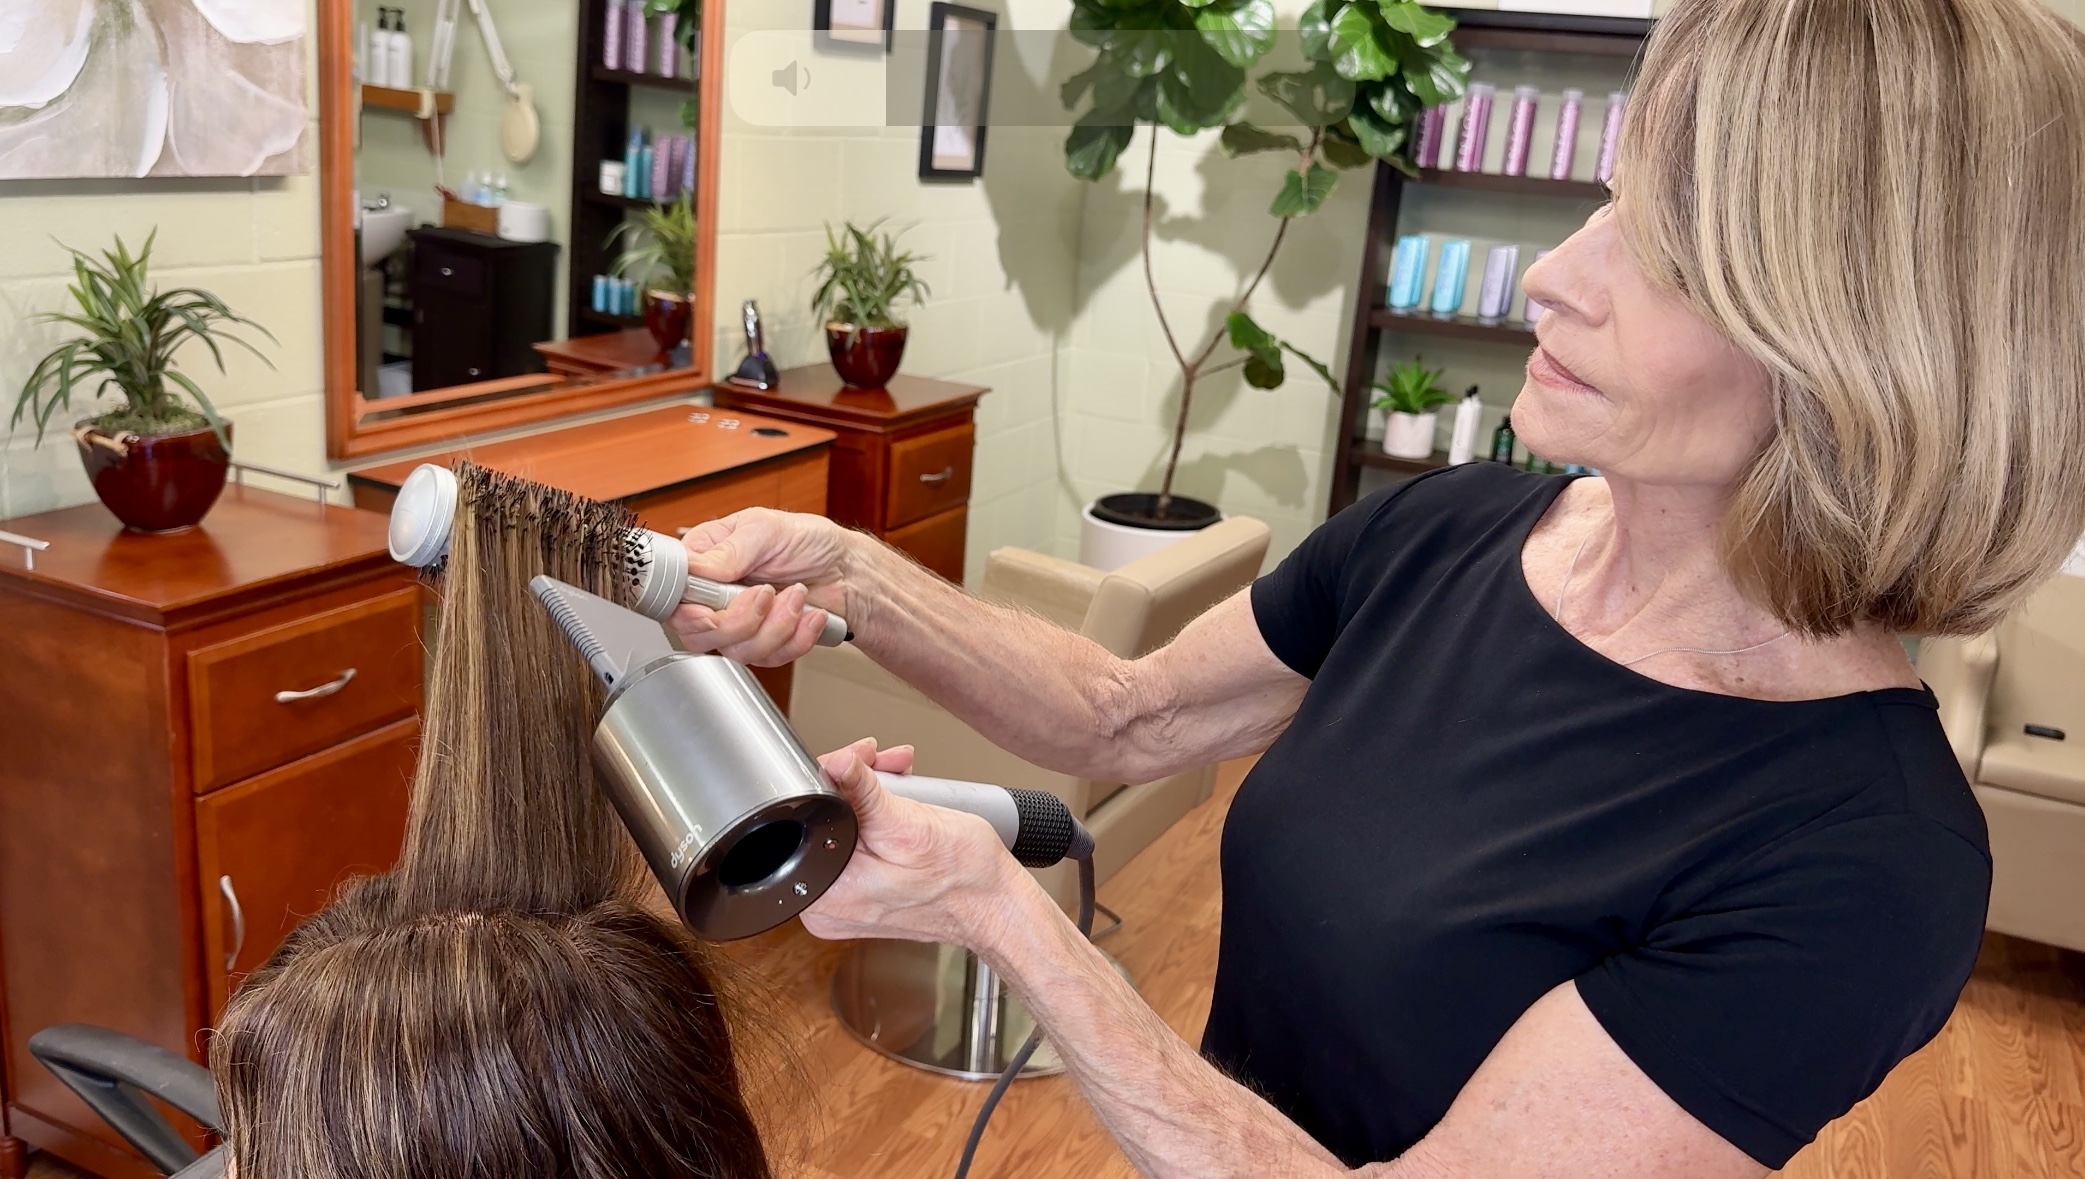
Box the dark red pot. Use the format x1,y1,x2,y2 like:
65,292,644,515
644,290,693,354
825,323,908,389
75,422,232,532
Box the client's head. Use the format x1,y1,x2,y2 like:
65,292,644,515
210,465,773,1179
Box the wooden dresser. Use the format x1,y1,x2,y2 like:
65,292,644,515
0,488,423,1179
407,227,559,391
711,365,986,582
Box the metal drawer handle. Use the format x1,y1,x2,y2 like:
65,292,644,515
920,467,955,485
276,668,357,703
440,266,454,277
220,876,246,972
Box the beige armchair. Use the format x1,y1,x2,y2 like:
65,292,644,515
791,516,1273,912
1920,574,2085,953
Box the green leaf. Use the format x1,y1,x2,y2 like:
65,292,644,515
1226,309,1277,353
1270,162,1339,217
1220,122,1303,156
1117,28,1173,79
1330,3,1397,82
1347,104,1405,158
1256,63,1355,127
1061,62,1101,109
1065,117,1136,180
1280,340,1339,389
1378,1,1455,48
1398,40,1470,108
1321,130,1373,169
1243,351,1285,388
1298,0,1342,60
1193,0,1275,69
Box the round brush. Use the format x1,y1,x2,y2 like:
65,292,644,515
386,463,851,646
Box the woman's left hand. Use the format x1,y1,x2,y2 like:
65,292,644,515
802,738,1037,954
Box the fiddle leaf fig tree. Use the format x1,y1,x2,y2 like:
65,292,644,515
1061,0,1469,511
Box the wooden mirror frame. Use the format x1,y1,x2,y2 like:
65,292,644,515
318,0,725,459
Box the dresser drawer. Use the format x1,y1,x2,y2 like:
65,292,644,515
885,423,974,530
188,586,423,792
415,247,486,297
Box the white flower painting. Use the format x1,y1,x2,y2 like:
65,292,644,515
0,0,308,178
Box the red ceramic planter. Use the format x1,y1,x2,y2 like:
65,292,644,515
644,289,693,354
75,422,232,532
825,323,908,389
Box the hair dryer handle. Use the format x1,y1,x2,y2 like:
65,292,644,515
874,772,1093,867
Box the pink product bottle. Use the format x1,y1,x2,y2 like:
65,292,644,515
652,137,671,200
1413,105,1447,170
603,0,624,70
1502,86,1539,177
1596,91,1627,184
655,14,678,78
1549,89,1583,181
1453,83,1495,172
626,0,648,75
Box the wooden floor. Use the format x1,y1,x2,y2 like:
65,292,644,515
23,758,2085,1178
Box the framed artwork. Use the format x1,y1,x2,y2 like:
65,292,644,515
917,2,996,181
815,0,895,52
0,0,308,178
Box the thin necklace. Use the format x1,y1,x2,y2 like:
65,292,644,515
1553,527,1790,668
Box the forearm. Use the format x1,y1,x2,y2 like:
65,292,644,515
975,868,1360,1179
838,533,1168,782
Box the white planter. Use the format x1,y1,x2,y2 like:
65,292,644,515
1382,411,1438,459
1079,501,1221,571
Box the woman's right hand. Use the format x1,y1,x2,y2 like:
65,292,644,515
670,508,857,666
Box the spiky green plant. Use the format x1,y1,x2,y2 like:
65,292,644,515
1370,356,1455,415
809,219,931,330
12,232,274,446
608,193,700,297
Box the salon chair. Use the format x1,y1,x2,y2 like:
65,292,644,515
27,1025,225,1178
791,516,1271,1078
1920,573,2085,953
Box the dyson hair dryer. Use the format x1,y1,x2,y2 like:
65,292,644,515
529,575,1092,940
386,463,850,647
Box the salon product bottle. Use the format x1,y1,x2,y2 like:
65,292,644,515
638,142,656,199
656,13,679,78
1477,244,1520,321
1596,91,1627,184
1526,454,1555,475
626,0,649,75
624,129,643,197
592,275,608,314
1447,388,1484,465
1490,416,1517,464
1453,83,1495,172
493,173,509,205
1387,234,1430,311
604,0,626,70
682,136,697,193
1413,105,1447,171
389,8,414,92
1550,89,1583,181
1502,86,1538,177
1430,239,1471,318
370,11,391,87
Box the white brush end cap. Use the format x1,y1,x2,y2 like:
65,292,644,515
388,464,458,567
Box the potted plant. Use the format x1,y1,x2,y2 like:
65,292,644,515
1372,357,1455,459
11,233,274,532
810,219,931,389
608,192,699,355
1062,0,1469,568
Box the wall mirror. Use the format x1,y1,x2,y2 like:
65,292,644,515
320,0,724,459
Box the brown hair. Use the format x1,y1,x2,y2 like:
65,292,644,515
1618,0,2085,636
210,464,776,1179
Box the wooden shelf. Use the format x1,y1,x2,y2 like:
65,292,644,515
1449,9,1654,56
1350,445,1451,478
581,190,679,212
1369,308,1537,347
1413,168,1606,200
360,83,454,115
577,307,645,329
590,65,698,94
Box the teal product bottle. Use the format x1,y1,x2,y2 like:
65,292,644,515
1387,235,1430,311
1489,415,1516,464
1526,456,1555,475
1429,239,1471,317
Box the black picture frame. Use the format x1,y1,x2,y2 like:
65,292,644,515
917,3,997,182
814,0,895,53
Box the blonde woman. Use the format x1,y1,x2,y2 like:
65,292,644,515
674,0,2085,1172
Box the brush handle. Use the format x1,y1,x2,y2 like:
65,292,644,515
681,576,851,647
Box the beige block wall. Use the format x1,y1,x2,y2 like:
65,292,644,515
709,0,1086,586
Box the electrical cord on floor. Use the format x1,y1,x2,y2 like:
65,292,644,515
951,852,1097,1179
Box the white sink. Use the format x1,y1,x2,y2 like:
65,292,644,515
360,207,413,268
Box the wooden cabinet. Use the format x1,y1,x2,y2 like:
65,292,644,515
407,227,559,392
0,488,422,1179
712,365,987,582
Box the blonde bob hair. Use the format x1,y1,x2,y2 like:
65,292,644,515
1619,0,2085,637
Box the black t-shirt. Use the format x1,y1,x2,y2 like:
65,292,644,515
1204,463,1990,1169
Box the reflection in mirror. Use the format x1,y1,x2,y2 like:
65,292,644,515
323,0,721,458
